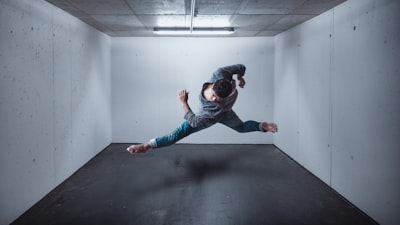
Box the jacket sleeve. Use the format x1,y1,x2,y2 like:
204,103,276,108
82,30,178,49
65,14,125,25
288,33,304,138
184,111,213,128
211,64,246,81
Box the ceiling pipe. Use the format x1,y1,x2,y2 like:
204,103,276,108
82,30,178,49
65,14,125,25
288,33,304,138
190,0,196,33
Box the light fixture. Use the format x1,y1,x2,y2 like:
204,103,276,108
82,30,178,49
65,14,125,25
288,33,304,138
153,27,235,36
153,0,234,36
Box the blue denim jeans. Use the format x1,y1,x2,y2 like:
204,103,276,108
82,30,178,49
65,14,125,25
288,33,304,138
150,111,264,148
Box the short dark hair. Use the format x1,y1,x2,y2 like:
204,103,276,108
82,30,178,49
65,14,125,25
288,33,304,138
213,79,232,98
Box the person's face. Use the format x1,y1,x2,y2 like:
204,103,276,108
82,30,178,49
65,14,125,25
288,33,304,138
210,85,222,102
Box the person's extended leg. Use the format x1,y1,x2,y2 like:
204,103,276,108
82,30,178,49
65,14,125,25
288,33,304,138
150,120,205,148
127,120,205,154
219,111,277,133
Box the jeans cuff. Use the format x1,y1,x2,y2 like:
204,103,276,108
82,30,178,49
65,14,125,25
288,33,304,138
150,138,157,148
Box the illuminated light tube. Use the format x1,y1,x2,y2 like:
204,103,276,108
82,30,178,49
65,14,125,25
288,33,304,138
153,27,235,35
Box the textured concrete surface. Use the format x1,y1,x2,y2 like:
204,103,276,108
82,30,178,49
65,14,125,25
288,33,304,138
12,144,377,225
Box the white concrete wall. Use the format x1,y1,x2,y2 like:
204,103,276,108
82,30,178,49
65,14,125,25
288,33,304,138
0,0,112,224
274,0,400,224
112,37,275,144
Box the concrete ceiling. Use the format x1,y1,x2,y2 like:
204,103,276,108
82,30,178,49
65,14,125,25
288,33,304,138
45,0,346,37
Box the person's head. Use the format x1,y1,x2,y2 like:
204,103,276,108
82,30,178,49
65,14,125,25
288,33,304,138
213,79,233,99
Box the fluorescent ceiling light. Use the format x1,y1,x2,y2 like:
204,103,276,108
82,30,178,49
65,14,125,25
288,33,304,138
153,27,235,36
154,0,234,36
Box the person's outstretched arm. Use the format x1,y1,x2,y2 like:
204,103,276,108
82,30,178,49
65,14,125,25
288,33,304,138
211,64,246,88
179,89,191,113
179,89,211,128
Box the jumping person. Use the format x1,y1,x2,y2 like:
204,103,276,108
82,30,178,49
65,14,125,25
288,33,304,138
127,64,278,154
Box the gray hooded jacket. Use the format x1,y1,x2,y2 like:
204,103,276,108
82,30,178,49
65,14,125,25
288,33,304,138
184,64,246,128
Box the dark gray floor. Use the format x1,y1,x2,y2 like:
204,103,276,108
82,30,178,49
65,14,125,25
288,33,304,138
12,144,377,225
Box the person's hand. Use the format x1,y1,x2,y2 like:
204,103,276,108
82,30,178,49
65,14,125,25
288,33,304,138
238,77,246,88
179,89,189,103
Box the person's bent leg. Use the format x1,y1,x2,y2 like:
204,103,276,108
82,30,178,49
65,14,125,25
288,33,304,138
219,111,262,133
220,111,277,133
